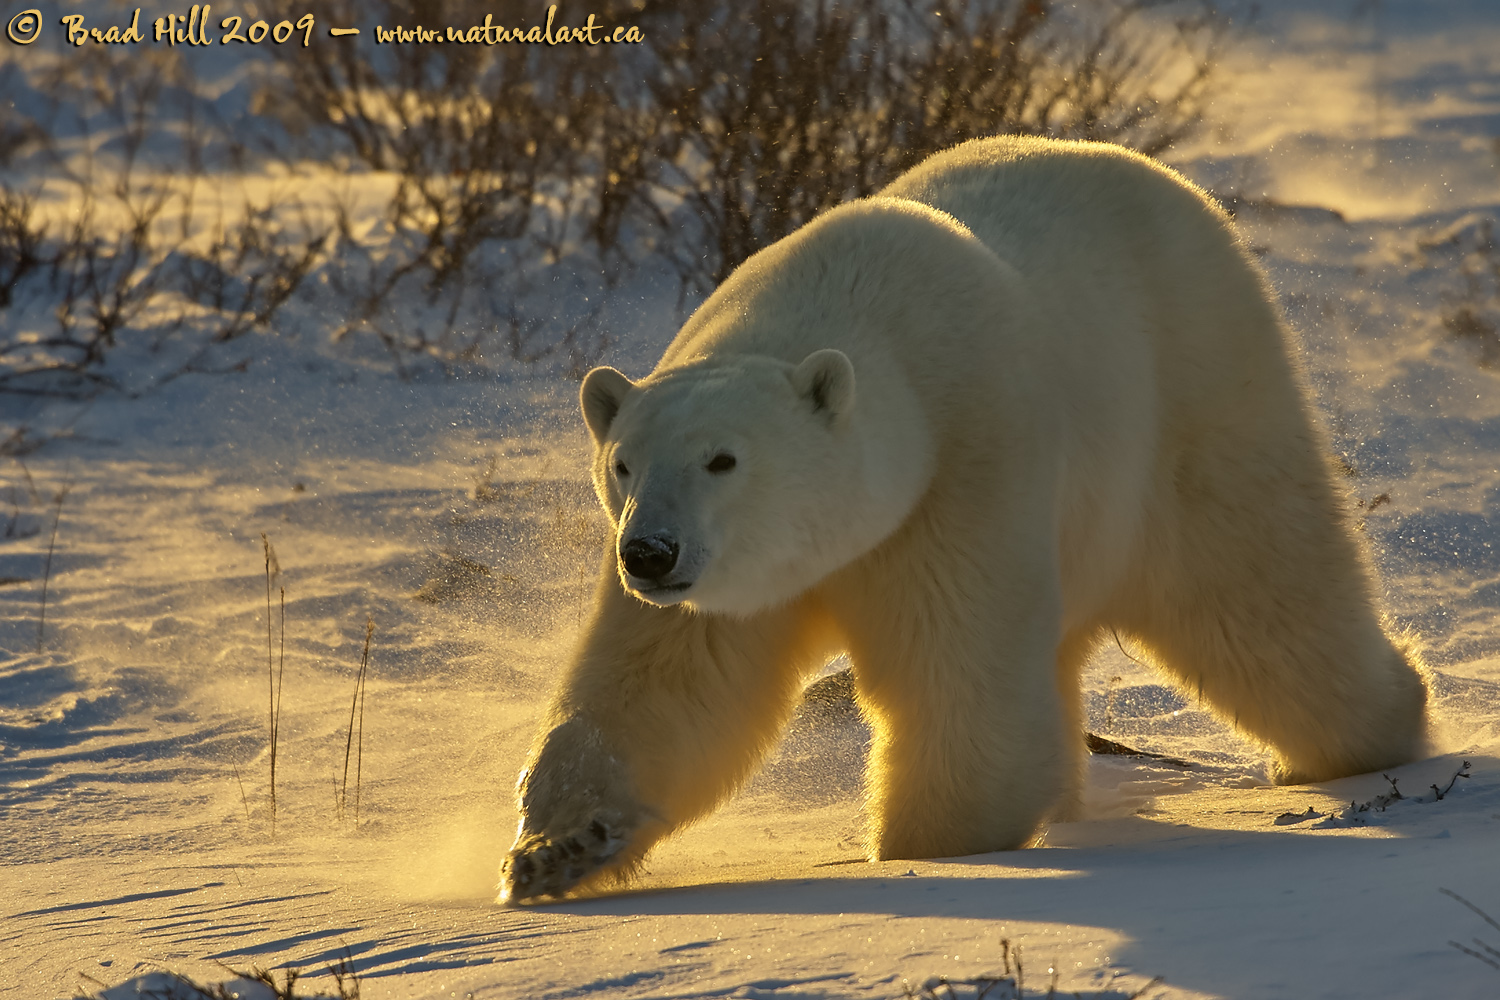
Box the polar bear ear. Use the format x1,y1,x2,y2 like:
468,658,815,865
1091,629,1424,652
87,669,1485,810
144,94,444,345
580,366,636,445
792,349,855,421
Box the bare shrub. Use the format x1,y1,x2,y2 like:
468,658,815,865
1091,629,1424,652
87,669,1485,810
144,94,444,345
0,187,47,310
0,52,192,391
900,937,1165,998
178,203,332,345
629,0,1224,291
254,0,1221,360
0,48,329,395
256,0,625,363
3,0,1223,386
1439,220,1500,367
1416,214,1500,367
76,948,363,999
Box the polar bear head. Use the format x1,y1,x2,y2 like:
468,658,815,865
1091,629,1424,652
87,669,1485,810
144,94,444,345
579,349,883,616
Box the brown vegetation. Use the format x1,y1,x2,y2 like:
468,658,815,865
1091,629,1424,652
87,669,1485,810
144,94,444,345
2,0,1223,390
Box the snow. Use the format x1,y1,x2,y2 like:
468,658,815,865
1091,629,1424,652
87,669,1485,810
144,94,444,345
6,1,1500,998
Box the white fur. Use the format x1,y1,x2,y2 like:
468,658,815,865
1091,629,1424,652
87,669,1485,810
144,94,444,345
500,136,1430,903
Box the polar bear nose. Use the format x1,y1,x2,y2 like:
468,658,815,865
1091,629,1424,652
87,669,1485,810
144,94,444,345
620,535,679,581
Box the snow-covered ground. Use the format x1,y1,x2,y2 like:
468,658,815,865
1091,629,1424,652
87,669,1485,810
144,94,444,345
6,1,1500,998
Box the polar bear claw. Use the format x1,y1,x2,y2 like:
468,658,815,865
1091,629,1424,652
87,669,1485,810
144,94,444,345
501,817,629,903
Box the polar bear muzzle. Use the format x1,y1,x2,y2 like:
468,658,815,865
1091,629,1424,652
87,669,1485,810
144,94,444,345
619,533,681,584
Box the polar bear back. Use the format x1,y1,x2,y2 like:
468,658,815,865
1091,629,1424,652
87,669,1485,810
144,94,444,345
881,135,1304,434
879,138,1320,612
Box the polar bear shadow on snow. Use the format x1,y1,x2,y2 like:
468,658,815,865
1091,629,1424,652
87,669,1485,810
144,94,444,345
498,135,1431,904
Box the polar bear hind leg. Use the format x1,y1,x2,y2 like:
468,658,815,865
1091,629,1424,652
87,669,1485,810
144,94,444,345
1115,423,1429,784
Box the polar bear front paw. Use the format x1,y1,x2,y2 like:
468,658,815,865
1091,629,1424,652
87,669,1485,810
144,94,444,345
500,815,630,903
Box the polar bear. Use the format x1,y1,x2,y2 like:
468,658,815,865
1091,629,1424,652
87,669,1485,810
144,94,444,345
499,135,1430,903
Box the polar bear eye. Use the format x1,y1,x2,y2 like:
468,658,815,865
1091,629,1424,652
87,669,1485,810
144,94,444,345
705,453,737,474
614,460,630,478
